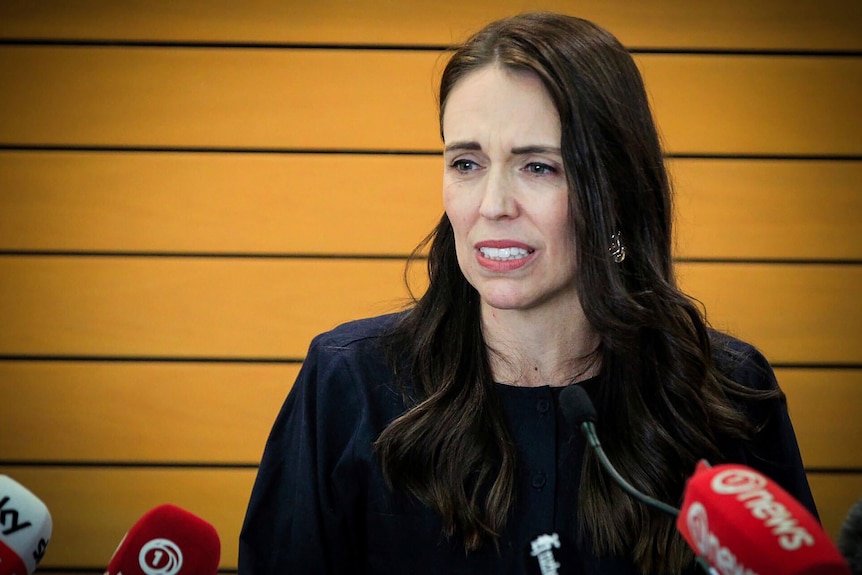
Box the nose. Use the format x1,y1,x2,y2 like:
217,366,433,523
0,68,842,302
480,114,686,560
479,168,518,220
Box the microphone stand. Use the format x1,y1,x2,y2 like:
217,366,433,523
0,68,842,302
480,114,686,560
580,420,679,517
579,421,712,574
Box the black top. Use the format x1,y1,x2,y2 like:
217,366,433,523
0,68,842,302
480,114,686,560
239,313,817,574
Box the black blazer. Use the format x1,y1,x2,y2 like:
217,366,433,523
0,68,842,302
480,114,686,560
239,313,817,574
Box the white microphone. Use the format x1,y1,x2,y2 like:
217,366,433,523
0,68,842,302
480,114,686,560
0,475,52,575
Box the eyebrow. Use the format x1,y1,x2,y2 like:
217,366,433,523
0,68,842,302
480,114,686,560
443,141,562,156
511,145,562,156
443,141,481,153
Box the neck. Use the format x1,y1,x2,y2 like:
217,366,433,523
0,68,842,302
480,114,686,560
481,302,600,388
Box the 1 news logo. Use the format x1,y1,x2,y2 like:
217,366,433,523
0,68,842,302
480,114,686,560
138,538,183,575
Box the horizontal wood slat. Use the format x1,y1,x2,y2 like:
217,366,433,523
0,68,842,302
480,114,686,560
1,152,859,260
1,48,860,155
1,258,859,363
808,473,862,542
638,55,862,157
0,466,858,569
669,159,862,261
0,0,860,51
1,362,857,468
0,361,299,464
0,47,443,151
775,368,862,469
0,257,424,359
0,152,444,256
676,263,861,365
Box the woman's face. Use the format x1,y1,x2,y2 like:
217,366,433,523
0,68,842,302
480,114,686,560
442,65,580,316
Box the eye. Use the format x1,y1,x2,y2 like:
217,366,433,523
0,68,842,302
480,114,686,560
450,159,480,173
525,162,557,175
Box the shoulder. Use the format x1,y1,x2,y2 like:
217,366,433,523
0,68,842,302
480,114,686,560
709,332,817,514
299,311,409,406
309,311,405,353
280,312,410,443
710,330,777,393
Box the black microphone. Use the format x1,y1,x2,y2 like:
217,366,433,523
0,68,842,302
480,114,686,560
560,385,716,574
839,496,862,575
559,385,679,518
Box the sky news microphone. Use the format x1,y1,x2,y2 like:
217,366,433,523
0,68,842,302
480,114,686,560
105,504,220,575
0,475,51,575
0,475,52,575
678,461,851,575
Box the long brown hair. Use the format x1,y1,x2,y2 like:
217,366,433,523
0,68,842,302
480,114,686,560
375,12,771,573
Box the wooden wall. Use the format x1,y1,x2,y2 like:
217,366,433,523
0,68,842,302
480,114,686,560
1,1,860,571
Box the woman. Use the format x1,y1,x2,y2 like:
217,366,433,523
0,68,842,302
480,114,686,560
239,12,816,574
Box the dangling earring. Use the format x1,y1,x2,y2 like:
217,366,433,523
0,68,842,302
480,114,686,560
609,232,626,263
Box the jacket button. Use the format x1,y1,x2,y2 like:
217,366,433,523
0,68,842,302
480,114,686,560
532,472,547,489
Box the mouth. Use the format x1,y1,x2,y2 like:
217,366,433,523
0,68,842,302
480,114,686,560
478,246,534,261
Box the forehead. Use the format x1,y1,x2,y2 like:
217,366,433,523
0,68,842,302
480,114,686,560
442,65,561,145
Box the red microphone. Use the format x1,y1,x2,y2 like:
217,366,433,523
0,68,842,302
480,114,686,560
677,461,850,575
105,504,220,575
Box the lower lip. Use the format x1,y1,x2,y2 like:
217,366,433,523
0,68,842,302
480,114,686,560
475,249,535,272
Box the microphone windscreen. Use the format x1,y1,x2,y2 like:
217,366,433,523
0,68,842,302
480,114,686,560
838,496,862,574
559,384,596,427
105,504,220,575
678,461,850,575
0,475,52,575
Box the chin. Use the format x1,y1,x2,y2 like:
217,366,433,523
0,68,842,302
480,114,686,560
479,291,534,311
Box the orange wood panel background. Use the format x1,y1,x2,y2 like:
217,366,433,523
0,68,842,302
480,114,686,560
0,1,859,571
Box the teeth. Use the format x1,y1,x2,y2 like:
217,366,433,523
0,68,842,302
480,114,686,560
479,247,531,261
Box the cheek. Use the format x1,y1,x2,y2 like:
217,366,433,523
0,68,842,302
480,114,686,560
547,199,576,253
443,198,475,267
442,186,470,233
